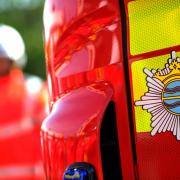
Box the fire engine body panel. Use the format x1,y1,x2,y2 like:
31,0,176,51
42,0,180,179
128,0,180,179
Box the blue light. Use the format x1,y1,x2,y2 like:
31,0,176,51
63,168,88,180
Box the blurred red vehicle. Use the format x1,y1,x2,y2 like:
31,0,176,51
41,0,180,179
0,73,47,180
0,24,48,180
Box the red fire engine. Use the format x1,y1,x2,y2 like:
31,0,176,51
41,0,180,179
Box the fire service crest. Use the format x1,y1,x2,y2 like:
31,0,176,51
135,51,180,140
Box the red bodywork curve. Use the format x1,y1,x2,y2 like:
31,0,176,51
42,0,136,179
41,82,113,179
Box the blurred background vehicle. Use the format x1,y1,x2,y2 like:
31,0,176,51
0,1,47,179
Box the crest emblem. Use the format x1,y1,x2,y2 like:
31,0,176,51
135,51,180,140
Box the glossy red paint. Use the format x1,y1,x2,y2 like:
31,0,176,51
42,0,135,179
41,65,136,179
41,82,113,180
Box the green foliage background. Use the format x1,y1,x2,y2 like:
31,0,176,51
0,5,46,79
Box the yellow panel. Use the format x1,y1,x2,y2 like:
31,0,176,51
132,51,180,133
128,0,180,55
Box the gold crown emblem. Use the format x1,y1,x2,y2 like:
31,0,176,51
153,51,180,84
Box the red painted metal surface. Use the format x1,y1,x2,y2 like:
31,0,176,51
42,0,180,179
42,0,135,179
136,133,180,179
41,82,113,180
41,0,180,179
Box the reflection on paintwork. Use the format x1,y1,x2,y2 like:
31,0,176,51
42,0,135,179
44,0,122,78
41,82,113,179
41,82,113,137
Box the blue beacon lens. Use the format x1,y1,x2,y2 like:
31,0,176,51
63,168,88,180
